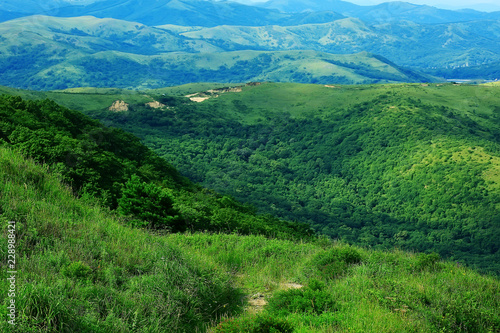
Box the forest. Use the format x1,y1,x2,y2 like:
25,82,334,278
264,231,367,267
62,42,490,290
0,94,313,240
84,83,500,274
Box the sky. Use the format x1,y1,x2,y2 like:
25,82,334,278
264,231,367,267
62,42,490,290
234,0,500,12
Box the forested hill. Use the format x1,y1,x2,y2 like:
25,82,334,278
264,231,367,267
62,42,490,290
0,93,314,239
43,82,499,275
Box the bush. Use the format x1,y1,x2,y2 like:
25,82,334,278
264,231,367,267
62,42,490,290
311,246,363,279
415,252,442,272
61,261,92,281
267,283,337,316
118,174,185,231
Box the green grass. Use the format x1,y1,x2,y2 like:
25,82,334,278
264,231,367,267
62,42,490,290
0,146,242,332
3,82,500,275
74,81,500,273
167,233,500,333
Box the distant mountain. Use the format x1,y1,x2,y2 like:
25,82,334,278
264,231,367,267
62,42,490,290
259,0,364,14
260,0,500,24
0,15,434,90
426,60,500,81
0,0,345,26
3,0,500,26
178,18,500,68
0,0,499,85
0,9,24,22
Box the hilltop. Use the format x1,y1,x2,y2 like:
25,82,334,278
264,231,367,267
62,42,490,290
0,0,500,89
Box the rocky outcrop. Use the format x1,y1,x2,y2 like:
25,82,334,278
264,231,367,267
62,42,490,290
109,100,129,112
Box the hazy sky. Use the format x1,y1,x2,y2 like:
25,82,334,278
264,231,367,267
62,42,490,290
235,0,500,12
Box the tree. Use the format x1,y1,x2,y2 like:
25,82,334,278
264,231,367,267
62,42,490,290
118,175,185,232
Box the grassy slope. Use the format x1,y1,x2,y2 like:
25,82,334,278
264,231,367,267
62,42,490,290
0,14,438,90
0,146,499,332
0,146,242,332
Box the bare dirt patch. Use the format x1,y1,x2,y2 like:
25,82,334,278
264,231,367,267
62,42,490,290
109,100,129,112
247,293,267,313
245,282,303,313
185,85,243,103
281,282,303,290
146,101,165,109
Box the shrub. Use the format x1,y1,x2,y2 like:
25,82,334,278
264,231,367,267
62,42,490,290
118,174,185,231
267,283,337,317
311,246,363,279
61,261,92,281
415,252,442,272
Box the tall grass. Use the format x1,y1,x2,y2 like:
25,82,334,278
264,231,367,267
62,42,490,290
0,147,242,332
168,233,500,332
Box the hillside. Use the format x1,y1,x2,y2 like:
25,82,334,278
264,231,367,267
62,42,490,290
3,0,500,25
33,82,500,274
0,0,345,26
0,97,499,332
0,94,313,238
1,14,499,91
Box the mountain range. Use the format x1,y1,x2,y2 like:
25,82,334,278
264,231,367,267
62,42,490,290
0,0,499,89
3,0,500,25
259,0,500,24
0,15,436,90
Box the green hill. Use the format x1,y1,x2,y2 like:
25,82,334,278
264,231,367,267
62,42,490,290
0,100,499,332
36,82,500,274
2,13,500,89
260,0,500,24
0,94,313,238
0,13,436,90
178,18,500,69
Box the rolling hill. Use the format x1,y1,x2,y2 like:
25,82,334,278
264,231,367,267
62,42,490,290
0,0,346,26
178,18,500,69
0,0,499,86
0,16,436,90
4,0,500,25
259,0,500,24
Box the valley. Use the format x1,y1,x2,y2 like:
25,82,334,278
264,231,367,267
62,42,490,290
3,82,499,274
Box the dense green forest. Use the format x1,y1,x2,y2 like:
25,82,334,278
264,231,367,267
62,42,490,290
0,94,313,239
81,83,500,274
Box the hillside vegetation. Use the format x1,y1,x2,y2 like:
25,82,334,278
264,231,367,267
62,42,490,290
0,94,313,239
0,145,499,332
40,82,500,274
